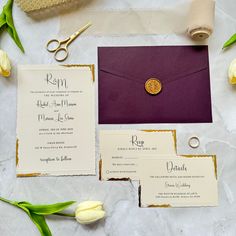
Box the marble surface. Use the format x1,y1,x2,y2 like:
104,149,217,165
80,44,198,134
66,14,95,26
0,0,236,235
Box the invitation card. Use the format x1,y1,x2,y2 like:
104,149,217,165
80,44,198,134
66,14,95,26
16,65,95,176
99,130,177,180
139,156,218,207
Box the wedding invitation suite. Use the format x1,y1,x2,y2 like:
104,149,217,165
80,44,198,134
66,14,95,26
139,156,218,208
99,130,177,180
16,65,95,176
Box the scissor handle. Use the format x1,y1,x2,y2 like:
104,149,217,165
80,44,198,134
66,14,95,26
54,47,69,62
46,23,91,62
46,39,61,52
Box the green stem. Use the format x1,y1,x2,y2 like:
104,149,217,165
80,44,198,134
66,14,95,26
0,196,76,218
0,196,18,206
53,212,75,217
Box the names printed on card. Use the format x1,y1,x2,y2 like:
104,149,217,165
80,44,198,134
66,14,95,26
139,157,218,207
17,66,95,175
29,73,84,162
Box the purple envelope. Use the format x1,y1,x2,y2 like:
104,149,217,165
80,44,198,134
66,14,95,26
98,46,212,124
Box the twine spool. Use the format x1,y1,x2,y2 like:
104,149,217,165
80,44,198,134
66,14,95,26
187,0,215,40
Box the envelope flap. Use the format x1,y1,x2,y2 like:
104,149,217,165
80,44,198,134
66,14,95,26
98,46,209,83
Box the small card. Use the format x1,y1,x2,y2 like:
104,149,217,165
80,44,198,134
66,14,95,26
139,156,218,208
16,65,95,176
99,130,177,180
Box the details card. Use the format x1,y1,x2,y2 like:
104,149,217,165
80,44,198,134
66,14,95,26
99,130,177,180
139,156,218,207
17,65,95,176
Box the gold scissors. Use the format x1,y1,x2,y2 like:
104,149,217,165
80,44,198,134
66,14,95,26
46,22,92,62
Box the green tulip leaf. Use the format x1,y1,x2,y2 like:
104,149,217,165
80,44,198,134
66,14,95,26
0,13,6,29
0,196,18,206
0,0,24,52
19,201,76,215
18,201,32,205
29,212,52,236
223,33,236,49
0,197,75,236
12,202,52,236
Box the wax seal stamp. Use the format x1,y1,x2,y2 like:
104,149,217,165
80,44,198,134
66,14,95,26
145,78,162,95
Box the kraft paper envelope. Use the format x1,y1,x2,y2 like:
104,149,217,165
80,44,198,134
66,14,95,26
98,46,212,124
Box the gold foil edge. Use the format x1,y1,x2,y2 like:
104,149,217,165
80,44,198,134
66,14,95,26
99,157,130,181
16,139,19,166
181,154,217,179
147,204,172,208
138,184,141,207
62,64,95,82
211,155,217,180
139,185,171,208
17,173,42,177
99,159,102,181
107,178,130,181
141,129,177,153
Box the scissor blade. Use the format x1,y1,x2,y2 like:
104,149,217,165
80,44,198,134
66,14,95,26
74,22,92,38
78,22,92,34
67,22,92,46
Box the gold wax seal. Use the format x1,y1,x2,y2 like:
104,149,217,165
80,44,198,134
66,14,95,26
145,78,162,95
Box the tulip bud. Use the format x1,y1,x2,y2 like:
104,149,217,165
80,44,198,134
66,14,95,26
75,201,105,225
0,50,11,78
228,58,236,85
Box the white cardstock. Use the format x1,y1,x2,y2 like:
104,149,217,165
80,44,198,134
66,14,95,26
16,65,95,176
99,130,177,180
139,156,218,208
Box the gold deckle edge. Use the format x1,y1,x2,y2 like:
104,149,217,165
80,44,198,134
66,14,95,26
212,155,217,180
62,64,95,82
107,178,130,181
141,129,177,153
138,185,141,207
138,185,171,208
99,158,130,181
181,154,217,179
99,159,102,181
171,130,177,153
17,173,42,177
16,139,19,166
147,204,171,208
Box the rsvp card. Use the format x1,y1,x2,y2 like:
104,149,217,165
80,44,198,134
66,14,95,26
16,65,95,176
139,156,218,207
99,130,177,180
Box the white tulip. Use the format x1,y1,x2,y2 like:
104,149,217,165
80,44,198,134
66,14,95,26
75,201,105,225
0,50,11,78
228,58,236,84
